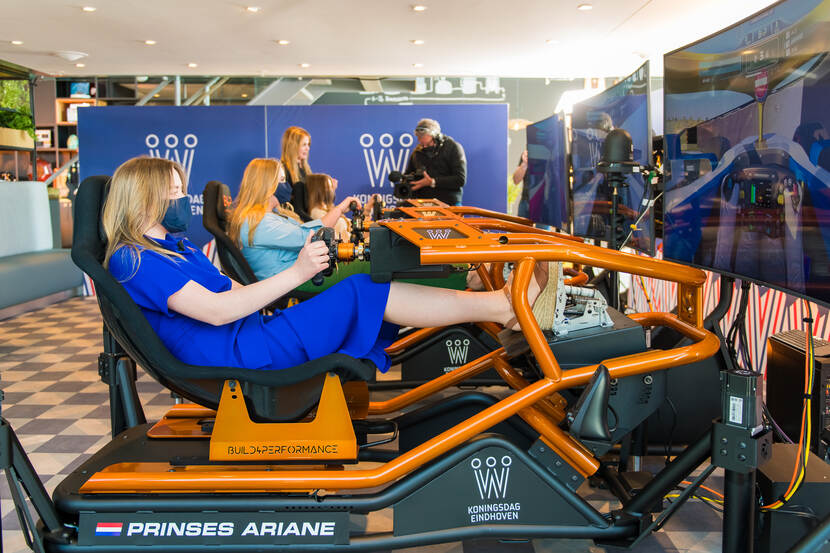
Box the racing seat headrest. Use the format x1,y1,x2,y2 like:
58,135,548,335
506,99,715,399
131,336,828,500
202,180,258,285
72,176,376,421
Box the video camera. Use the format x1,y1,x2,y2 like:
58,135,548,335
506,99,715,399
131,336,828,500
388,169,425,199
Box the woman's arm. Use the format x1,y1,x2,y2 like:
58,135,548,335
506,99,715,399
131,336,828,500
319,196,360,228
254,213,318,250
167,236,329,326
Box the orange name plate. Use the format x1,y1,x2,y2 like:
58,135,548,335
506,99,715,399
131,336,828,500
209,375,358,463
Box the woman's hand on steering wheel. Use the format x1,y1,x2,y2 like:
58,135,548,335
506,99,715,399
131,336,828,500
337,196,361,214
294,233,331,281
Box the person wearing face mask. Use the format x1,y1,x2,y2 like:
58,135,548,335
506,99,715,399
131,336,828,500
103,156,551,374
278,126,314,222
161,187,192,234
404,118,467,206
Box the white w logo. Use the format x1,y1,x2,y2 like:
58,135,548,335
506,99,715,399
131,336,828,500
146,133,198,180
471,456,512,500
426,229,452,240
360,133,413,188
446,339,470,365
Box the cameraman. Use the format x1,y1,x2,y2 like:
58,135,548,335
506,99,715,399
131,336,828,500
404,118,467,205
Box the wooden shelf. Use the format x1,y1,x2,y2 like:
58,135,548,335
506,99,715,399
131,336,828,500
56,97,95,104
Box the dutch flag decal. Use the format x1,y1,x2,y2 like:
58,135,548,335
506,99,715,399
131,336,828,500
95,522,123,536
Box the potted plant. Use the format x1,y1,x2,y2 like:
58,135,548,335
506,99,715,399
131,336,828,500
0,79,35,149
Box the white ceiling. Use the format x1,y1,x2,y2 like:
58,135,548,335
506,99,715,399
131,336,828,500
2,0,778,79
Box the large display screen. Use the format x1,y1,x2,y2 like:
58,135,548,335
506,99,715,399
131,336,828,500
571,61,654,254
525,113,569,229
663,0,830,305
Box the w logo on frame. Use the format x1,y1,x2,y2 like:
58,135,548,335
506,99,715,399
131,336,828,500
360,133,413,188
471,455,512,500
446,338,470,365
426,229,452,240
145,133,198,180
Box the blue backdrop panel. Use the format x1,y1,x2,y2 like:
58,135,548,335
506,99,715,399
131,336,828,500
79,104,507,248
264,104,507,212
79,106,267,248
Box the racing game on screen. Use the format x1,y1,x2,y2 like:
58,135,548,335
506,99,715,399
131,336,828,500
664,0,830,304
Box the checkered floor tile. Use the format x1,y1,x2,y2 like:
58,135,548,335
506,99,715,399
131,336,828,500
1,297,724,552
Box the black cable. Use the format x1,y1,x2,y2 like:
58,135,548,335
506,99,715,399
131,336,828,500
762,402,794,444
725,281,752,371
775,505,820,525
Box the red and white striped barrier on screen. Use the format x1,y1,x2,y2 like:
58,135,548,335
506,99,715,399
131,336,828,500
628,244,830,373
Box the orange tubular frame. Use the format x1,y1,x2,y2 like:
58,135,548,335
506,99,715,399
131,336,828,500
80,213,718,494
82,311,715,493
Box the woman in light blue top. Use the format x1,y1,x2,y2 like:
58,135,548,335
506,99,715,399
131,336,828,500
228,158,359,281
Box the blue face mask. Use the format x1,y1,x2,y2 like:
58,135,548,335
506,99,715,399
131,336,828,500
162,196,192,233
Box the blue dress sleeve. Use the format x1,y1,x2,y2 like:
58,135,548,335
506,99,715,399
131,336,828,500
109,246,194,316
253,213,323,251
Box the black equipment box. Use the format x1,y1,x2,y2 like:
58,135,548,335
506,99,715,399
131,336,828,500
498,306,646,371
767,330,830,458
757,443,830,553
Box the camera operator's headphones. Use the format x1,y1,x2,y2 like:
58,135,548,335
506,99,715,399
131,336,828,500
415,124,440,137
415,121,444,156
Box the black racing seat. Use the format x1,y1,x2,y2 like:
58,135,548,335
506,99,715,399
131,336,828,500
72,175,375,422
202,180,257,285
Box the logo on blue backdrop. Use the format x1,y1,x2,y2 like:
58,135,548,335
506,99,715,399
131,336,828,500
360,132,414,188
145,133,199,180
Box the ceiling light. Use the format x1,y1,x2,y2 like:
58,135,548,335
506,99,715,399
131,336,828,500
241,93,248,98
577,3,593,10
246,6,261,12
545,39,559,45
153,94,160,98
75,63,86,68
55,50,87,61
82,6,96,12
412,4,427,11
276,39,290,45
410,39,425,45
144,40,156,45
299,63,310,68
10,40,23,46
412,63,424,68
187,62,198,68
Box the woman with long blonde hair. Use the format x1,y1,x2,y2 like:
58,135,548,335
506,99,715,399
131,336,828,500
279,126,313,221
228,158,358,280
103,156,547,373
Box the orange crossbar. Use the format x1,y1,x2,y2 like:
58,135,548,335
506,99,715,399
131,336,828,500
368,348,506,415
384,326,443,355
448,206,532,226
419,242,706,287
463,218,582,242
